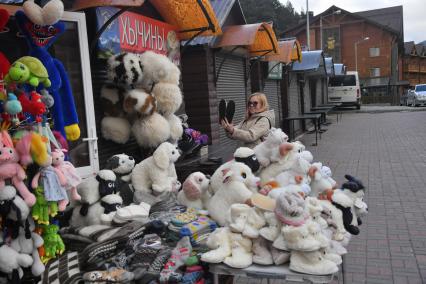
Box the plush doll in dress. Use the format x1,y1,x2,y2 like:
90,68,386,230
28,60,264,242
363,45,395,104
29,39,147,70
15,0,80,141
51,148,81,201
32,152,69,212
0,131,36,206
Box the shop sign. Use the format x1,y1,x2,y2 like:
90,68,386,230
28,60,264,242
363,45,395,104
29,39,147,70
267,61,282,80
96,7,180,66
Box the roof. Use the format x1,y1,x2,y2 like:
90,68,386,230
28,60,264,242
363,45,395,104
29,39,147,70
184,0,242,46
354,6,403,39
284,5,402,40
291,50,326,76
415,44,425,56
404,41,415,55
263,39,302,64
324,57,334,76
334,63,346,75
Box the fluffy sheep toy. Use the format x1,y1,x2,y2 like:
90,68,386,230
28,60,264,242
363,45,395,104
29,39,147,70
209,147,260,195
253,127,288,167
105,154,135,206
206,162,260,226
177,172,210,210
131,142,181,196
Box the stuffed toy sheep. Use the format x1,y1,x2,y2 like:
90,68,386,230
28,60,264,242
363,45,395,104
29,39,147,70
105,154,135,205
309,162,334,198
177,172,210,210
131,142,181,196
254,127,288,167
206,162,259,226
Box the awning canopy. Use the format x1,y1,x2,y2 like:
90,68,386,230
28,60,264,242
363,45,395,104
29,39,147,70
263,39,302,64
149,0,222,40
334,63,346,75
291,50,326,77
72,0,145,11
324,57,335,76
214,23,279,57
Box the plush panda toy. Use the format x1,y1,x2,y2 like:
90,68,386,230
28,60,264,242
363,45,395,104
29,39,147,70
105,154,135,206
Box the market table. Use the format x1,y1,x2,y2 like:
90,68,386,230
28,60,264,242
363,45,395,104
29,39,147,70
283,113,321,146
209,263,338,284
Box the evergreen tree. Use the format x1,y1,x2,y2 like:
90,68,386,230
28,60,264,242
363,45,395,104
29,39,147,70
239,0,302,37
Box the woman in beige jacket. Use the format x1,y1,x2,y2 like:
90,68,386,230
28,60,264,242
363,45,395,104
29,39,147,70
221,92,275,148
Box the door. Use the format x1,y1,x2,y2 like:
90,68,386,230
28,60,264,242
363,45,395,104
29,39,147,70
51,12,99,178
215,53,250,149
263,79,281,127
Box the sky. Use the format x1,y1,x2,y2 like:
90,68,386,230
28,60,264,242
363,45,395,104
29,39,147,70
282,0,425,43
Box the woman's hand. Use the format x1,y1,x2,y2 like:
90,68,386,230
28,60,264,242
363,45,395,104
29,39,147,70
221,118,234,134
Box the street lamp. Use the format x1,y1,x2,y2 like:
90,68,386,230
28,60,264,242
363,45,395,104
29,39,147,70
355,37,370,73
320,9,341,51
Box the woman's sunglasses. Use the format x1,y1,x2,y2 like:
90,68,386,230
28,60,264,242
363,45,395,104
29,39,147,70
248,101,259,107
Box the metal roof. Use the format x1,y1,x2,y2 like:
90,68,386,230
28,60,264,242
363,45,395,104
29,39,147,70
324,57,334,76
291,50,325,73
184,0,238,46
404,41,415,55
334,63,346,75
354,6,403,40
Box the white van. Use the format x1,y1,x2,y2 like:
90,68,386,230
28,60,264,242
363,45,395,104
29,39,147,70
328,71,361,109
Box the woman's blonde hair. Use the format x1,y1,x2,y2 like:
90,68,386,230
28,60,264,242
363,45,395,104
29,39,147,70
246,92,269,118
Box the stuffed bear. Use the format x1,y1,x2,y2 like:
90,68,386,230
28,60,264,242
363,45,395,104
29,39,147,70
206,162,259,226
16,1,80,141
253,127,288,167
177,172,210,210
105,154,135,206
209,147,260,195
131,142,180,195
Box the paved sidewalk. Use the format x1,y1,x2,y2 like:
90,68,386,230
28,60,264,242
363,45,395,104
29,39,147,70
297,110,426,283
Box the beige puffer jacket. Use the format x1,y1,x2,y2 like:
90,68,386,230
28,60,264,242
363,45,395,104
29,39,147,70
228,110,276,148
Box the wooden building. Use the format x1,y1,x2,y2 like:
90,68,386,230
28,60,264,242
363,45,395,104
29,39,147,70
284,5,405,105
403,42,426,87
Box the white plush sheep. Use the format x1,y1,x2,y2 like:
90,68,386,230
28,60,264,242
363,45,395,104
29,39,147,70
177,172,210,209
253,127,288,167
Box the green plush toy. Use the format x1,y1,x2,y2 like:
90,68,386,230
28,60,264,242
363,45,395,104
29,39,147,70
32,187,58,224
4,56,51,88
42,224,65,261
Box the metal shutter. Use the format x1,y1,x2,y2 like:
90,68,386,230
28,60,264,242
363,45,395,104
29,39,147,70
215,54,249,149
263,80,281,128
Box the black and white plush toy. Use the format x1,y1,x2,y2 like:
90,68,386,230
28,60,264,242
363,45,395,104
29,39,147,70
331,175,367,235
105,154,135,206
0,185,30,223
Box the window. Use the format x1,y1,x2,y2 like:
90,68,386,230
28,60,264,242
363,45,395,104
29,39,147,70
369,47,380,57
1,12,99,177
370,68,380,77
328,75,356,87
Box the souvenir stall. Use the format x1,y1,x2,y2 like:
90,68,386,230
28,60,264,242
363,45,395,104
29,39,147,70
0,1,367,284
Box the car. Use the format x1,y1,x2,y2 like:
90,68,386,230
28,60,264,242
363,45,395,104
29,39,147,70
407,84,426,107
328,71,361,109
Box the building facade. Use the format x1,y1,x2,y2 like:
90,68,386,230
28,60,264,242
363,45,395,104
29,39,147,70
403,42,426,87
284,5,404,105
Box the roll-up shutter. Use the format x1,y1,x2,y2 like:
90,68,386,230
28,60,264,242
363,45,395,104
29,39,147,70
215,53,250,149
263,80,281,128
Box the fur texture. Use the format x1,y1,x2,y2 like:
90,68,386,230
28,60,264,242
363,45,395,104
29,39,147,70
101,116,131,144
289,250,338,275
309,162,334,197
131,142,180,195
105,154,135,206
107,53,143,88
177,172,210,209
201,227,232,263
254,128,288,167
131,113,171,148
206,162,259,226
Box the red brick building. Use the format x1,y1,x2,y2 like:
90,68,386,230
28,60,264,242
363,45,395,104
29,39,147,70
284,5,405,104
403,42,426,87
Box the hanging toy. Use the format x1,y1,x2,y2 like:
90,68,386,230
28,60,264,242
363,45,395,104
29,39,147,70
4,93,22,125
18,90,47,122
40,89,54,109
4,56,51,88
41,223,64,263
52,148,81,201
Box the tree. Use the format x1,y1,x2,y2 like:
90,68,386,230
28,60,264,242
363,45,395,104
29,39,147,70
239,0,302,37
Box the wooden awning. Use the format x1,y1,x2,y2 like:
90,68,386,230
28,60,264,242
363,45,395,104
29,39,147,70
149,0,222,40
72,0,145,11
215,23,279,57
264,39,302,63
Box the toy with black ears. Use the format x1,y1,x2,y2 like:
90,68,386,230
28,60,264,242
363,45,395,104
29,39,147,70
15,0,80,141
209,147,260,195
331,174,367,235
105,154,135,206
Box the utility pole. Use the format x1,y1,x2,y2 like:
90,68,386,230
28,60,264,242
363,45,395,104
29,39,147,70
306,0,310,50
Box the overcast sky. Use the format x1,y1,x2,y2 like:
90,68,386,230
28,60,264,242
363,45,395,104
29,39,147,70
282,0,425,43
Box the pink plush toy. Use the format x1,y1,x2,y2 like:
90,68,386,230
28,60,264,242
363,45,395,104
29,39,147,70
0,131,36,206
52,148,81,201
32,153,69,211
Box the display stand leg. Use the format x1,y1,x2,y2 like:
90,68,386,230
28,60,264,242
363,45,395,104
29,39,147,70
213,273,219,284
